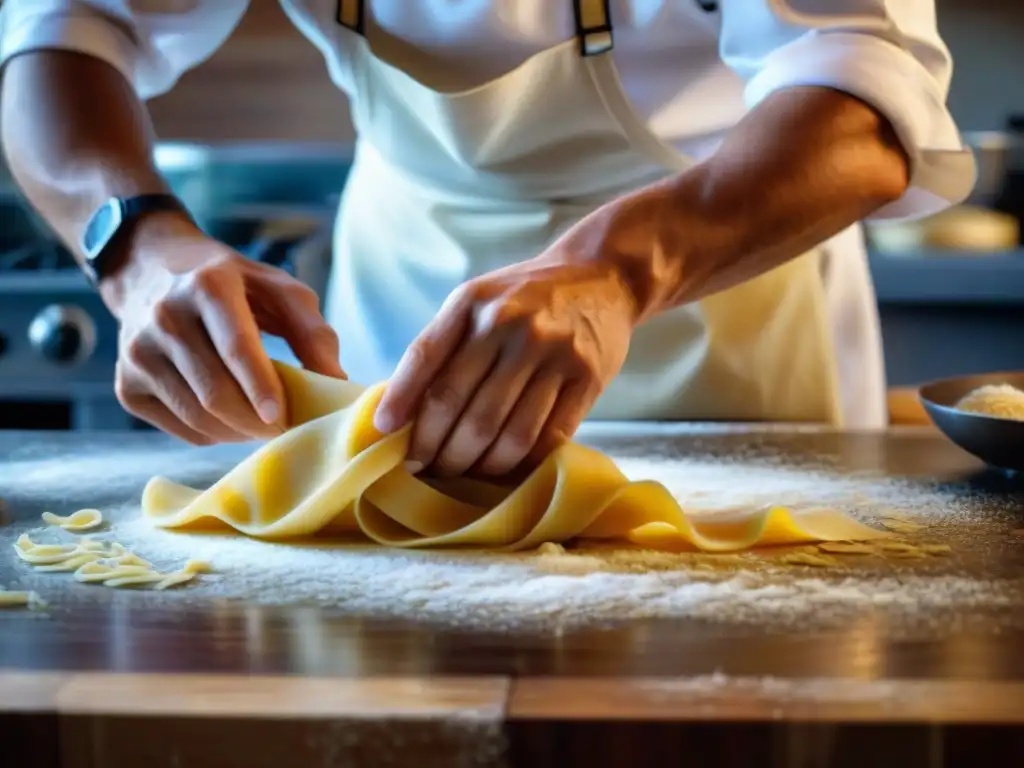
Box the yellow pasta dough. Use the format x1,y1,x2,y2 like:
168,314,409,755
142,363,890,553
13,535,206,591
0,589,43,609
41,508,104,532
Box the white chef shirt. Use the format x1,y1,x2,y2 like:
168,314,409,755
0,1,978,429
0,0,974,220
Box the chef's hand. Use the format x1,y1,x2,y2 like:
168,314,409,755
373,240,639,479
102,211,345,445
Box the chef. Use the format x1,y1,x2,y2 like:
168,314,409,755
1,1,974,477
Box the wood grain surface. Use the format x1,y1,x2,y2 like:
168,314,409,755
2,426,1023,767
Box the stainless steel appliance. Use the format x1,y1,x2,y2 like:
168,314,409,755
0,142,352,430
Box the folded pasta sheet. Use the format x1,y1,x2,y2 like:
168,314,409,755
142,363,889,552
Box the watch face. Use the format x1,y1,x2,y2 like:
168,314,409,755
82,198,125,261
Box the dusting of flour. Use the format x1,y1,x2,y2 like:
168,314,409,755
1,435,1020,634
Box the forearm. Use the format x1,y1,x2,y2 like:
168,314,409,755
1,51,173,262
602,86,911,320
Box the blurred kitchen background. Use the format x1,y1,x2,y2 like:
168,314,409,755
0,0,1021,430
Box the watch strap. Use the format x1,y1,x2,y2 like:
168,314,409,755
83,193,191,286
122,193,188,221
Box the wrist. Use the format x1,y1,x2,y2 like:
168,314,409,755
570,180,691,323
97,209,203,318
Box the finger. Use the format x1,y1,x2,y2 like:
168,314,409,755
474,367,564,478
122,394,216,446
252,274,346,379
116,358,243,444
135,351,252,443
374,287,474,433
117,367,213,445
407,337,500,473
516,377,596,474
431,347,542,477
195,277,286,427
156,311,278,439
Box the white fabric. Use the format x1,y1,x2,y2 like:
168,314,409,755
0,0,977,429
0,0,973,218
327,2,846,428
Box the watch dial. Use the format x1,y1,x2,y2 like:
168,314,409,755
82,199,123,259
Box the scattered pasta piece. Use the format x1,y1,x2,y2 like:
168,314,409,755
878,542,919,553
818,542,875,555
35,552,105,573
880,519,925,534
111,553,152,568
154,571,199,590
41,508,104,532
72,562,117,583
920,544,952,556
890,550,928,560
782,552,837,568
536,542,566,557
104,572,167,588
14,535,79,565
13,525,210,593
0,586,45,609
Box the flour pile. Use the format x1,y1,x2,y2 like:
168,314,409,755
1,431,1020,634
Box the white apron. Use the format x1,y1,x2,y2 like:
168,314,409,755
322,0,848,425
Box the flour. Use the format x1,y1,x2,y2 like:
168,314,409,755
1,433,1020,635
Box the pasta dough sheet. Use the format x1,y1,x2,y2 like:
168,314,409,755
142,363,890,552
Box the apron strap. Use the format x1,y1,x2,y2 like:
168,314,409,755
336,0,365,35
336,1,712,47
572,0,613,57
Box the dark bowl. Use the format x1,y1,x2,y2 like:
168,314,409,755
919,372,1024,472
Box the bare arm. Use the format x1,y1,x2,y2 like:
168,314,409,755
373,88,913,476
1,50,180,311
598,86,911,321
1,49,344,443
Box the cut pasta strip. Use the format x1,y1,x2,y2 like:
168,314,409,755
154,570,199,590
13,529,209,593
104,572,166,588
72,562,116,583
0,589,44,608
782,552,837,567
35,552,104,573
818,541,875,555
14,534,79,565
879,542,919,553
41,508,104,532
111,553,152,568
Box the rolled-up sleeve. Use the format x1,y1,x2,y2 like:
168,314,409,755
719,0,977,221
0,0,250,99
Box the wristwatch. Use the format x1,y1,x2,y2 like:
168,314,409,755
80,193,191,285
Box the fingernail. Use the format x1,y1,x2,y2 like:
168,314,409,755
257,398,280,425
374,411,395,433
403,460,424,475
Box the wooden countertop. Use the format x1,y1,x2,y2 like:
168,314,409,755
2,426,1022,767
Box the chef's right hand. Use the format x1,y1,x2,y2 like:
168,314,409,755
100,211,345,445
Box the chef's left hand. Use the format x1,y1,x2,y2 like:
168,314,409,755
373,246,639,479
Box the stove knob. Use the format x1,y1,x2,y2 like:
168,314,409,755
28,305,97,365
